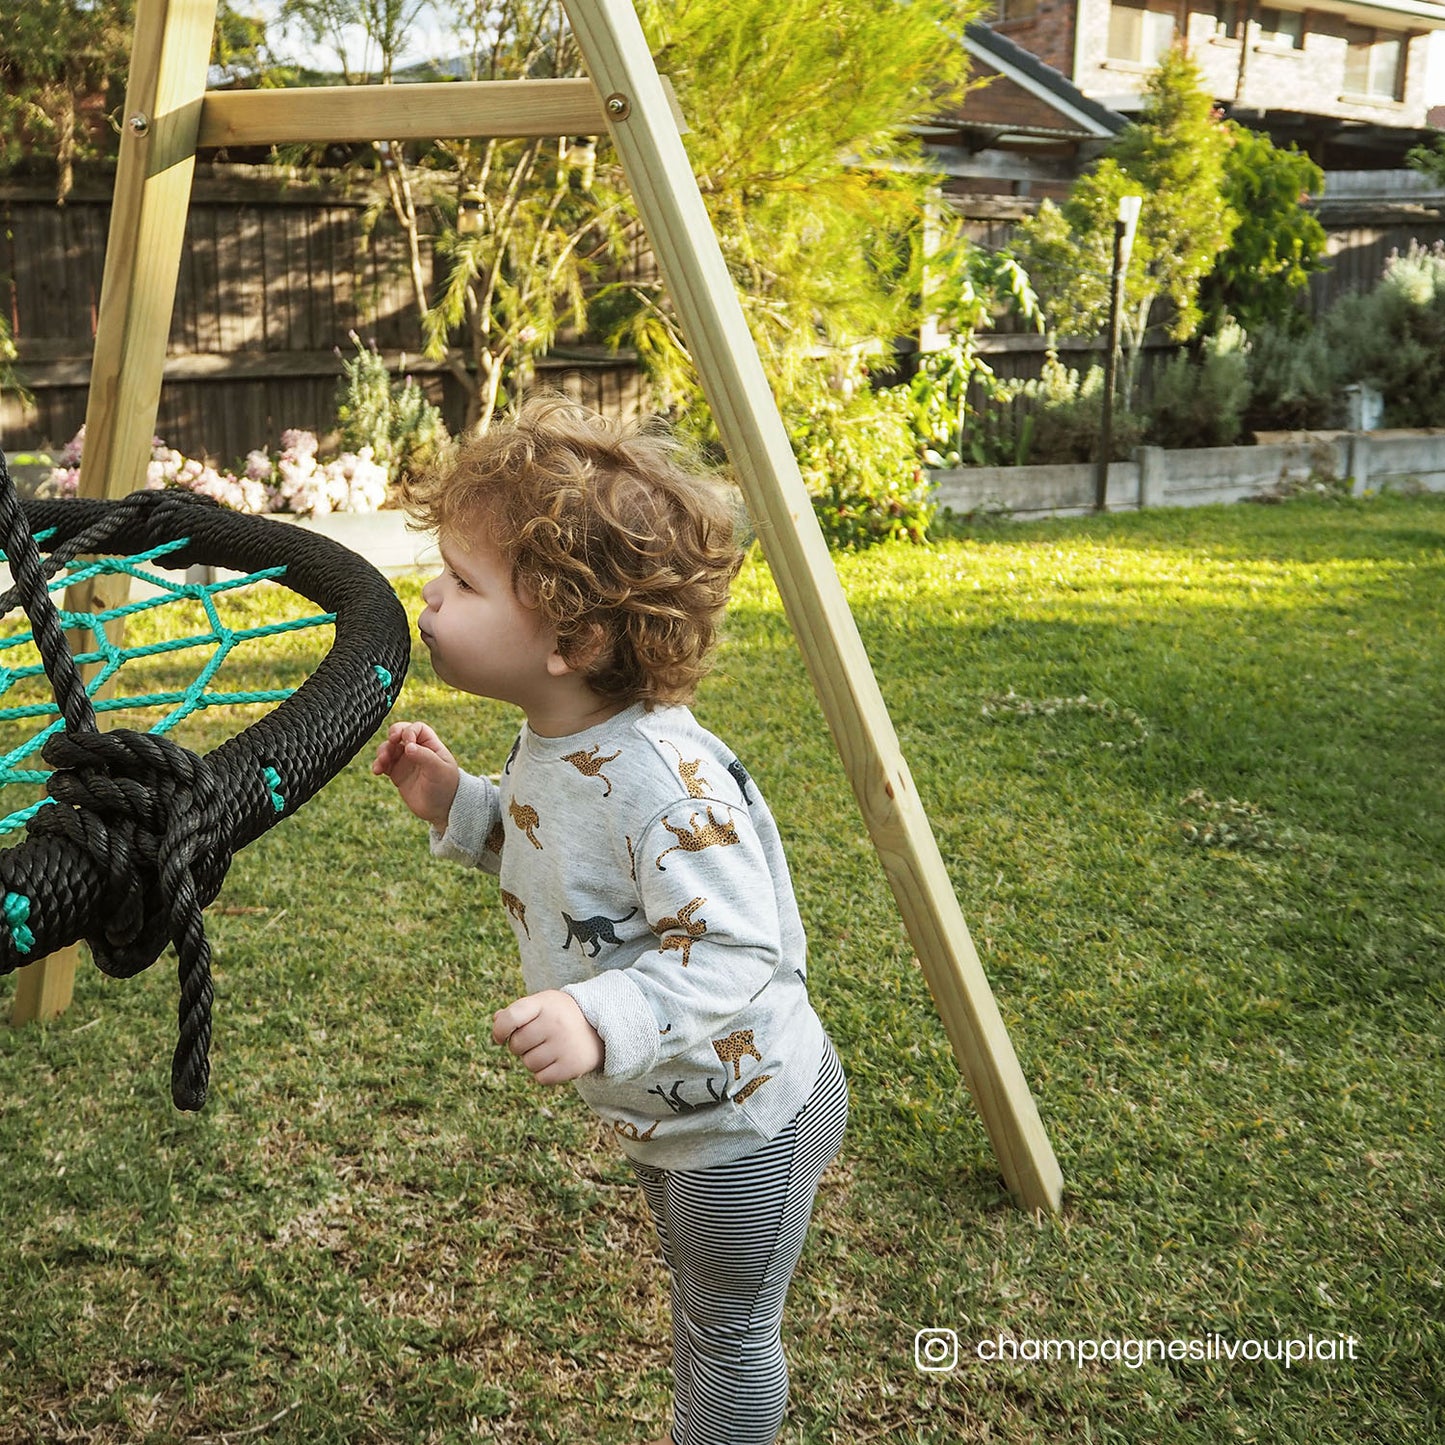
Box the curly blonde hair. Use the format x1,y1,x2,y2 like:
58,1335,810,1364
401,395,744,707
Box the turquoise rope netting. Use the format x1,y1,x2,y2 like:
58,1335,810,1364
0,452,410,1108
0,535,333,835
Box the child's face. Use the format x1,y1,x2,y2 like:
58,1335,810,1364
418,530,564,711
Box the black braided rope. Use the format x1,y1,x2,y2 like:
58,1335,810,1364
0,454,410,1109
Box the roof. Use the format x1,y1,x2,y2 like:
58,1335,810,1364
961,22,1128,139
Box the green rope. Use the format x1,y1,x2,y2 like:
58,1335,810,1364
2,891,34,955
0,538,339,835
262,764,285,813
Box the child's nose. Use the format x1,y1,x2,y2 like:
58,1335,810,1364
421,575,440,607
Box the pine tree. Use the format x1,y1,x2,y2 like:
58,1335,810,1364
1010,47,1239,392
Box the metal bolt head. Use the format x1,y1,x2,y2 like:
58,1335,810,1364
128,113,150,136
605,93,630,119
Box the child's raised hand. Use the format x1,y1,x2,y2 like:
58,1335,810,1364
493,990,604,1083
372,720,460,830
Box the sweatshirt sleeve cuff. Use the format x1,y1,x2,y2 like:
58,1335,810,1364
563,971,663,1081
429,771,499,869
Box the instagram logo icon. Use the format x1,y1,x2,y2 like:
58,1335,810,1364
914,1328,959,1372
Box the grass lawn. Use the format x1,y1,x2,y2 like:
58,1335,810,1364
1,491,1441,1443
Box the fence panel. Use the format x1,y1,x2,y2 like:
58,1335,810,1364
2,171,656,465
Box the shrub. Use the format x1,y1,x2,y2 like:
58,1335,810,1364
1242,322,1338,433
964,353,1144,466
1318,242,1445,428
335,332,451,485
41,427,389,517
790,380,935,548
1147,322,1250,448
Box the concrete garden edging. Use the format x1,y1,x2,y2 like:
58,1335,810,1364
929,430,1445,521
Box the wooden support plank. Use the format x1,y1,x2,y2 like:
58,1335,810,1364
79,0,219,503
561,0,1063,1211
197,78,609,148
11,0,218,1028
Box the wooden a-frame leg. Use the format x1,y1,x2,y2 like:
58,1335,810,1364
9,0,216,1029
561,0,1063,1212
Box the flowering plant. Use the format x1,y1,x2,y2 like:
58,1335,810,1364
40,427,391,518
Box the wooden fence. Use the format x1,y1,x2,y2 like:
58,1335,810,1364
4,164,1443,465
1,167,648,463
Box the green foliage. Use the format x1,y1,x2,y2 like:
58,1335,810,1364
1319,241,1445,428
1243,322,1338,432
789,378,935,548
1005,194,1111,342
267,0,973,540
609,0,974,544
1242,233,1445,435
212,1,290,87
1406,133,1445,186
0,312,23,404
1146,322,1250,448
280,0,433,84
415,3,633,432
969,352,1145,466
1200,126,1326,336
626,0,974,403
0,2,279,200
904,246,1043,468
1010,48,1238,364
0,0,133,200
334,332,451,485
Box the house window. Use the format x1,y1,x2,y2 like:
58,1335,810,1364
1216,4,1304,46
1108,0,1176,63
1255,7,1303,47
1344,24,1404,100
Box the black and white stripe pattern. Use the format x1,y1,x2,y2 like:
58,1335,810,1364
633,1043,849,1445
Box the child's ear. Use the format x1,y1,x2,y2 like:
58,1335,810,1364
551,622,609,678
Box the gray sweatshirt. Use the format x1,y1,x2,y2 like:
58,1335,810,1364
431,701,828,1170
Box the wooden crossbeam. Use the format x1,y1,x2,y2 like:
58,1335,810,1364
198,77,609,148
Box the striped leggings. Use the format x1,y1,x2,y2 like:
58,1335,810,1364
631,1043,849,1445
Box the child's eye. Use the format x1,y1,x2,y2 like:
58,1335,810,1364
449,570,471,592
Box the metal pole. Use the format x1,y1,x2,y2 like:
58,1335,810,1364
1095,195,1141,514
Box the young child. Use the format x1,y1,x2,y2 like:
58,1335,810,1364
372,397,847,1445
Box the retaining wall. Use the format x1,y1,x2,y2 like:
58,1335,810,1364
930,430,1445,520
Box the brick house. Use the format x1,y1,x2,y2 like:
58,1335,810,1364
920,23,1129,225
968,0,1445,166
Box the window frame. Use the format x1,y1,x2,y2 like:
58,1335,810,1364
1107,0,1178,65
1343,22,1405,101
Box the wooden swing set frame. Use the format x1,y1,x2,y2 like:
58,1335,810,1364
10,0,1063,1213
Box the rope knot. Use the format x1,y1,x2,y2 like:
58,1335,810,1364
28,729,236,1110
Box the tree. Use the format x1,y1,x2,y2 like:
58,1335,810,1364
419,0,634,432
1009,47,1238,394
611,0,976,418
1199,124,1326,336
1406,133,1445,187
272,0,633,433
280,0,452,354
0,2,285,203
273,0,979,527
0,0,134,203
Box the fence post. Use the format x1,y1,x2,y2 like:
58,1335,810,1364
1136,445,1166,509
1347,433,1371,497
